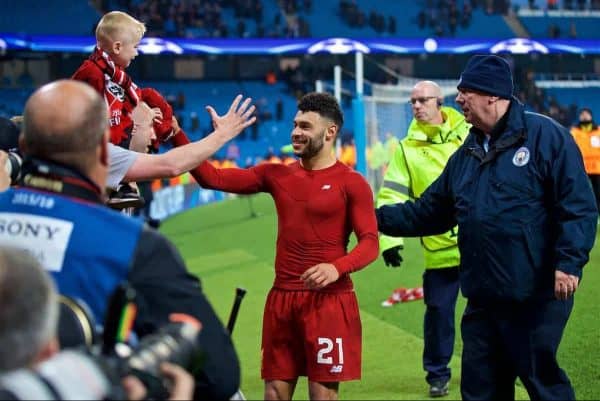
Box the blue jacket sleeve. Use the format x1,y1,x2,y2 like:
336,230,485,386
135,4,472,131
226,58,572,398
376,157,457,238
550,129,598,277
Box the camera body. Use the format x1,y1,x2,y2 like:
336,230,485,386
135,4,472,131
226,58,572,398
0,319,202,400
4,151,23,185
0,117,22,185
115,317,203,399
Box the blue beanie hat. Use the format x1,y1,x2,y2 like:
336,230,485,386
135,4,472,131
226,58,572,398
457,55,514,99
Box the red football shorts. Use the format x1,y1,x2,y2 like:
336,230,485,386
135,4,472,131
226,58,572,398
261,288,362,382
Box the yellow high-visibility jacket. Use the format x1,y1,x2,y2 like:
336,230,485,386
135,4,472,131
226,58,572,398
376,106,469,269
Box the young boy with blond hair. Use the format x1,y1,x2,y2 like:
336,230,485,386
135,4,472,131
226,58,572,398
73,11,146,148
73,11,168,207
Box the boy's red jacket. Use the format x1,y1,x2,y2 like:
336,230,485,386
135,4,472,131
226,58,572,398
72,47,141,147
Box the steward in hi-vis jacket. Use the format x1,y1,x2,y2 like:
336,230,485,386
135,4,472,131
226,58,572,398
376,81,469,397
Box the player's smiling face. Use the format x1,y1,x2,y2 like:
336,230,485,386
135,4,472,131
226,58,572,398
291,111,327,159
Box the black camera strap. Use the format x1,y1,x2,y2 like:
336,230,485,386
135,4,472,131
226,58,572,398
18,157,104,204
35,373,63,401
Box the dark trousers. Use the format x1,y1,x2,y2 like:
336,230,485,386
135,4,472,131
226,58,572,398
423,266,460,385
461,298,575,401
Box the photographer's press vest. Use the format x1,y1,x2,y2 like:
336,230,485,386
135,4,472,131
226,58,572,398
0,186,143,321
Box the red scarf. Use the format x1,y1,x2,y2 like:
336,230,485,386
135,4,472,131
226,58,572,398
89,47,140,106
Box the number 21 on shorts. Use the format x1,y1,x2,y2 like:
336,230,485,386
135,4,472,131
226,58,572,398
317,337,344,365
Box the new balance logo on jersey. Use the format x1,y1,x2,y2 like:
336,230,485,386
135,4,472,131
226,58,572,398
330,365,343,373
321,184,331,190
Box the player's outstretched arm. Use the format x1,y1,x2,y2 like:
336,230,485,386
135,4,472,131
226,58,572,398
124,95,255,181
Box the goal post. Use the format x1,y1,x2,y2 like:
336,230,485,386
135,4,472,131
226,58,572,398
355,79,459,193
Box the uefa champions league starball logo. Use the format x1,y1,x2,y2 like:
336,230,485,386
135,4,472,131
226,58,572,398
137,38,184,55
490,38,549,54
307,38,370,54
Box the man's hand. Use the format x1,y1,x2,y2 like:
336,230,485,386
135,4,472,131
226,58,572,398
160,362,195,401
206,95,256,142
301,263,340,290
555,270,579,300
382,245,403,268
121,376,147,401
121,363,194,401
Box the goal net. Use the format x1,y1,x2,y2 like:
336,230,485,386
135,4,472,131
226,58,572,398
361,77,459,193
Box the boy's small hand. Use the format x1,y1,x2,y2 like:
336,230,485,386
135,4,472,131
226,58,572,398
151,107,163,123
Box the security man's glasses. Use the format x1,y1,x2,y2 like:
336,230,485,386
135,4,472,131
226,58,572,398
408,96,437,105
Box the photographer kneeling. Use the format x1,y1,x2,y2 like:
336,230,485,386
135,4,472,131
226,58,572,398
0,246,194,400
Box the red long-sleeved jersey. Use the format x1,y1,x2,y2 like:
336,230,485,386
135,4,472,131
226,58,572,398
194,160,379,291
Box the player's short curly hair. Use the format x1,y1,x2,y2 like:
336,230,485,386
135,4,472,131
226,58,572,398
298,92,343,131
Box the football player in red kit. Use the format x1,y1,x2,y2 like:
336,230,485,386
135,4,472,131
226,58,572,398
183,92,379,400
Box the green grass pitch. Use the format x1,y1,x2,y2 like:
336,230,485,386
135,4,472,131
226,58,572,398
161,193,600,400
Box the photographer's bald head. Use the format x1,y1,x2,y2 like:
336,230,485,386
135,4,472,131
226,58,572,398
20,80,110,194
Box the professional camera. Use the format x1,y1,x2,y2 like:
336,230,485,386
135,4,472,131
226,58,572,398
0,117,22,185
4,151,23,184
114,315,203,399
0,316,203,400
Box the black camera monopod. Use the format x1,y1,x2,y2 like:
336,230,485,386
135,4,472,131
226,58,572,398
226,287,247,335
227,288,247,401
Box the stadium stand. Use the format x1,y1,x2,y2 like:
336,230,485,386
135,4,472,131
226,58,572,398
0,0,598,40
520,16,598,38
99,0,517,39
0,0,99,35
137,80,304,164
0,0,599,161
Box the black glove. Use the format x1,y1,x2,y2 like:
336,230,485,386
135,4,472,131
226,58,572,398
382,246,403,268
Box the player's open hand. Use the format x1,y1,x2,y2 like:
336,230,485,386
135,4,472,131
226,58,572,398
554,270,579,300
160,362,195,401
205,94,256,141
301,263,340,290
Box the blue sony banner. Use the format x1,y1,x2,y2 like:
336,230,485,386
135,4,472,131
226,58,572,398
1,35,599,55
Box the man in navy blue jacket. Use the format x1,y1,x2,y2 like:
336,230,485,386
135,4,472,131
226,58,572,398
377,55,597,400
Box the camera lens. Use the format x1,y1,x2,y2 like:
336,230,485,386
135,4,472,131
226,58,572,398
5,152,23,184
